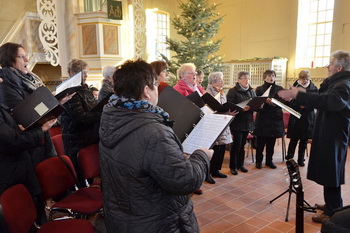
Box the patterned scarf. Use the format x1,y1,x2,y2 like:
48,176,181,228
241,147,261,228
107,94,171,123
10,67,44,91
211,84,225,95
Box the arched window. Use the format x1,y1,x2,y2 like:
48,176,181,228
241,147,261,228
146,9,169,61
295,0,334,68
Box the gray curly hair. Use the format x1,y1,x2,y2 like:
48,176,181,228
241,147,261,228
208,72,223,84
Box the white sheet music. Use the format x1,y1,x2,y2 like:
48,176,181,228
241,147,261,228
214,92,221,102
236,99,250,109
262,86,272,97
200,105,214,115
55,71,82,95
271,98,301,119
182,113,233,154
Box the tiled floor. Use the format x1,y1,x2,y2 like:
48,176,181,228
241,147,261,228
192,140,350,233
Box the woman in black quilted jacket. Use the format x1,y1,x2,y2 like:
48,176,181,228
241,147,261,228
285,69,318,166
253,70,284,169
99,59,212,233
60,59,102,186
226,71,256,175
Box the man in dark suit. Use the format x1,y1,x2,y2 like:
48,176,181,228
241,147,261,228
278,50,350,223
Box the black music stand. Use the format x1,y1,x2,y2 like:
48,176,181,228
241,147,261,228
269,159,316,222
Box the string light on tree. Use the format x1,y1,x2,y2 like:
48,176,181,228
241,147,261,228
160,0,225,87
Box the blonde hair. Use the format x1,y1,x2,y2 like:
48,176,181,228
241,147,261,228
67,59,87,76
298,69,310,79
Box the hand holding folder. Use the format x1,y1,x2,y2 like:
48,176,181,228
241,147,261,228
233,85,272,111
189,91,265,112
12,86,64,130
181,113,233,154
158,86,234,153
187,91,244,112
54,71,83,100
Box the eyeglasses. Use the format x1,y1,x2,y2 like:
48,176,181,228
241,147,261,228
186,72,198,76
16,54,29,60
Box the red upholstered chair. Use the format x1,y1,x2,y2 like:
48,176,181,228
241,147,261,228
51,134,65,156
48,126,62,138
0,184,94,233
35,155,103,220
78,144,101,188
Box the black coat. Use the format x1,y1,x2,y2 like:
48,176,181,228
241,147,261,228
287,80,318,139
226,82,256,131
295,71,350,187
99,107,210,233
98,78,114,101
0,67,56,165
0,67,32,109
0,104,44,196
60,87,101,158
253,82,284,138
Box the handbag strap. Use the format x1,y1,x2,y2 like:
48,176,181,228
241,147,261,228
57,155,83,188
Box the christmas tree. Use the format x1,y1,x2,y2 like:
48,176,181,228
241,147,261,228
161,0,225,86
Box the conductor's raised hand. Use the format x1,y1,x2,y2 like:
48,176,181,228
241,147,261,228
278,86,305,101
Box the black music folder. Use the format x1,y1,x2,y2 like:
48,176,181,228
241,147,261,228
158,86,233,154
187,91,246,112
186,91,205,108
91,93,113,112
55,71,83,99
201,92,245,112
158,86,202,142
12,86,64,129
241,85,271,111
237,96,268,111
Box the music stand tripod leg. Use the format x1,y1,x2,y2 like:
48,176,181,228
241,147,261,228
270,185,295,222
269,189,289,204
285,187,294,221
